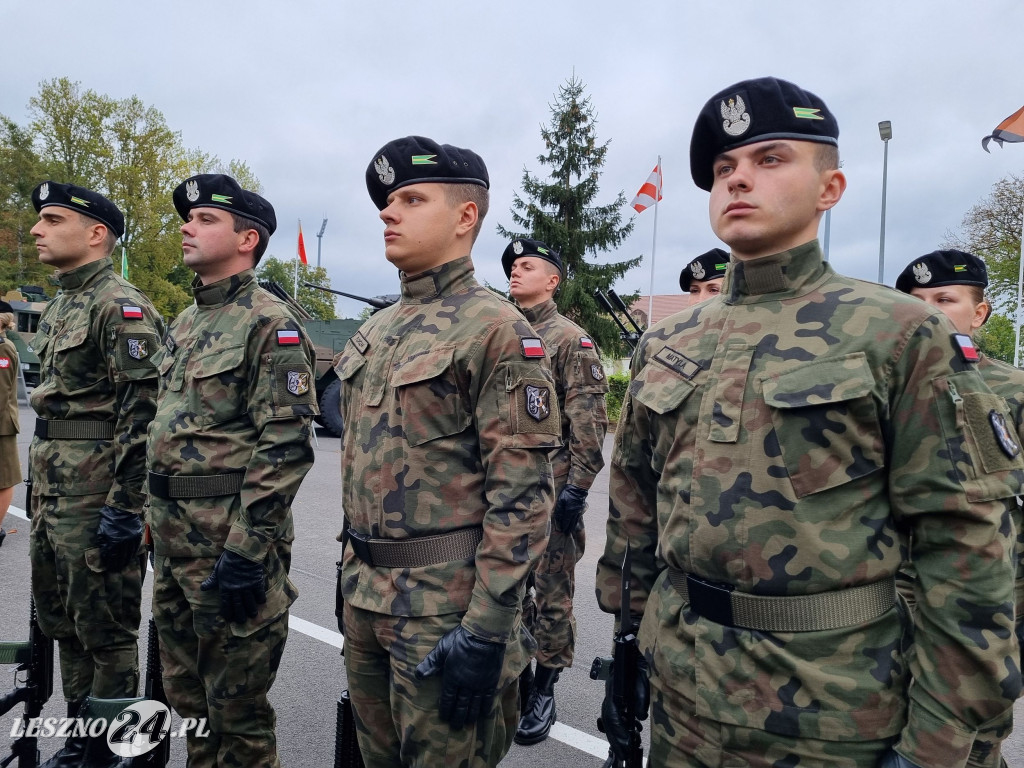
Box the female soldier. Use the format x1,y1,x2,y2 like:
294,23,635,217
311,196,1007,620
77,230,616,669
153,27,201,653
0,300,20,549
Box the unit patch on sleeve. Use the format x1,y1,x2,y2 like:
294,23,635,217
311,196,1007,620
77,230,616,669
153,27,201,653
525,384,551,421
952,333,980,363
521,337,545,358
277,329,302,346
590,363,605,382
287,370,310,396
126,337,149,360
122,305,144,319
990,410,1021,459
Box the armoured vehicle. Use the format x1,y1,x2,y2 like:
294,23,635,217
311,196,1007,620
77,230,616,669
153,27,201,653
1,285,50,386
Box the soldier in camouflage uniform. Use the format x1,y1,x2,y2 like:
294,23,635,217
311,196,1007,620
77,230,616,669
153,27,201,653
680,247,729,305
147,174,317,768
895,249,1024,768
596,77,1023,768
27,182,163,768
336,136,560,768
499,238,608,746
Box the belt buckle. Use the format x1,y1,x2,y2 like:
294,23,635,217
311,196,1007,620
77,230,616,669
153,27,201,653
347,529,374,567
686,574,736,628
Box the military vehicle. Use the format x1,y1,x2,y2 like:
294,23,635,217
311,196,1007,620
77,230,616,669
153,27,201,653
261,282,398,437
1,285,50,386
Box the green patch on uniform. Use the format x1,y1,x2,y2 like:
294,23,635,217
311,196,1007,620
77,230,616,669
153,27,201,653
793,107,823,120
115,332,160,373
411,154,437,165
954,264,967,272
715,262,728,272
511,377,561,437
211,194,233,204
273,365,317,407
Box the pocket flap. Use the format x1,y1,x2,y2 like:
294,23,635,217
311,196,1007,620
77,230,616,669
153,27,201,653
334,348,366,382
188,344,245,379
391,345,456,387
762,353,874,409
631,360,697,415
54,324,90,353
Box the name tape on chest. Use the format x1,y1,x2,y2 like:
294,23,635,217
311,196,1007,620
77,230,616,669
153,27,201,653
653,346,702,380
277,329,302,346
952,333,979,363
521,337,545,358
121,305,144,319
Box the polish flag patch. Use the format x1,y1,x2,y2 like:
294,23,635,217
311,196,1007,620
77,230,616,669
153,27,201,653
0,357,9,369
521,337,545,358
579,336,594,349
277,330,301,345
953,333,979,363
122,305,144,319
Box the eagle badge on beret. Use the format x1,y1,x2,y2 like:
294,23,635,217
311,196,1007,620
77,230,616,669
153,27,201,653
691,261,706,279
38,182,49,201
913,262,932,284
525,384,551,421
374,155,395,185
721,95,751,137
513,240,524,255
287,370,310,396
185,179,200,202
127,338,148,360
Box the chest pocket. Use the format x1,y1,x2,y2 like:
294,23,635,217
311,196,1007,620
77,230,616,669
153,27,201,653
53,323,100,392
761,353,884,498
391,345,469,447
185,343,247,426
630,356,699,475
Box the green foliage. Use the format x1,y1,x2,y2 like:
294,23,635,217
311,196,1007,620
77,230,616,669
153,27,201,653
497,75,640,357
976,312,1021,364
605,371,630,428
256,257,337,320
1,77,263,317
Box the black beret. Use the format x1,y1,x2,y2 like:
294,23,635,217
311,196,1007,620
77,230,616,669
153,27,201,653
366,135,489,210
0,301,12,313
895,249,989,294
690,77,839,191
501,238,562,279
173,174,277,235
680,248,730,292
32,181,125,239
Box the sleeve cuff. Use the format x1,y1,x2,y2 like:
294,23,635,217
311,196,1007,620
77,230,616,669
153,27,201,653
462,587,518,644
225,521,270,562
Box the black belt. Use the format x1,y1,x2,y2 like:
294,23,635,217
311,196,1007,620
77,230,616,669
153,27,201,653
347,527,483,569
668,568,896,633
148,471,244,500
35,418,114,440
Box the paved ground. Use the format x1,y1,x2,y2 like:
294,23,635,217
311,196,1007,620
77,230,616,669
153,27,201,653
2,400,1023,766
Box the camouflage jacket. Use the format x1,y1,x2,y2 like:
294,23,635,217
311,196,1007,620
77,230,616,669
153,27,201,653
519,299,608,490
29,258,163,511
146,269,318,561
597,241,1023,767
0,334,18,436
335,255,560,644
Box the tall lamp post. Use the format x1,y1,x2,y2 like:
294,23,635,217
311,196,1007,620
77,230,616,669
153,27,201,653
877,121,892,284
316,217,328,268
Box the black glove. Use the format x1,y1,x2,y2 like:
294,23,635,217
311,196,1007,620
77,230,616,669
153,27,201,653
554,484,588,533
877,750,923,768
599,655,650,762
414,625,506,730
200,550,267,623
97,505,143,571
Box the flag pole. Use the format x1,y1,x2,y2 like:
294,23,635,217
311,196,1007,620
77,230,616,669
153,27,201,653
646,156,661,326
1015,212,1024,368
294,218,300,300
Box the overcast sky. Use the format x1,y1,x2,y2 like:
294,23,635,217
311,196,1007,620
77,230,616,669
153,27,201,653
2,0,1023,318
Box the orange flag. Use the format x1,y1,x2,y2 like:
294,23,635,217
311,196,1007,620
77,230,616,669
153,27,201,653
982,104,1024,152
631,164,663,213
297,222,308,265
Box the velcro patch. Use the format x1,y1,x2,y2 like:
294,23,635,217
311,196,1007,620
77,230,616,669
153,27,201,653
525,384,551,421
115,332,160,372
351,331,369,355
521,337,545,358
653,346,702,379
580,336,594,349
0,357,10,369
126,337,149,360
953,333,979,363
121,305,144,319
277,329,302,346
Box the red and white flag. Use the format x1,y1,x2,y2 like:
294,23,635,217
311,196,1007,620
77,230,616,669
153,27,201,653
631,164,663,213
297,223,308,265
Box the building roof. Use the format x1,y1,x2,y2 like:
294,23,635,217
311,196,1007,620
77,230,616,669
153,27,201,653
628,294,689,328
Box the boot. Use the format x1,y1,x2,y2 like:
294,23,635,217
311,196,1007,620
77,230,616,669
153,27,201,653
518,661,535,717
40,699,87,768
83,733,128,768
514,664,560,745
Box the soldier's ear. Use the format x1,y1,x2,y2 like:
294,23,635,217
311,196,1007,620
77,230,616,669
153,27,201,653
818,168,846,212
454,201,478,239
237,227,260,256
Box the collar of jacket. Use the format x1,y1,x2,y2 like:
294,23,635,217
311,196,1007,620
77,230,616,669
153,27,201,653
519,297,558,325
56,257,112,291
399,255,478,304
723,240,833,305
192,269,255,308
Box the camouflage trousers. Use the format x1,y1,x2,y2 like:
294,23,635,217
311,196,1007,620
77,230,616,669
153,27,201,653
343,604,530,768
152,554,292,768
29,492,141,701
524,522,585,669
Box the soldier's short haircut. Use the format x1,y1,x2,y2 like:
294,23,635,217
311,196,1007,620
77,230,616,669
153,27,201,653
814,144,840,172
444,183,489,242
231,213,271,264
103,230,119,258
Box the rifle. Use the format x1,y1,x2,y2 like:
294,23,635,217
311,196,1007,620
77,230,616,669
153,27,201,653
334,690,364,768
590,543,644,768
593,290,642,352
0,481,55,768
126,618,170,768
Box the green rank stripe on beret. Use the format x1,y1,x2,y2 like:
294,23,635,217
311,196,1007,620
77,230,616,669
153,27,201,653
366,135,489,210
680,247,730,291
501,237,562,278
895,249,989,293
690,76,839,192
172,174,276,235
32,180,126,238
